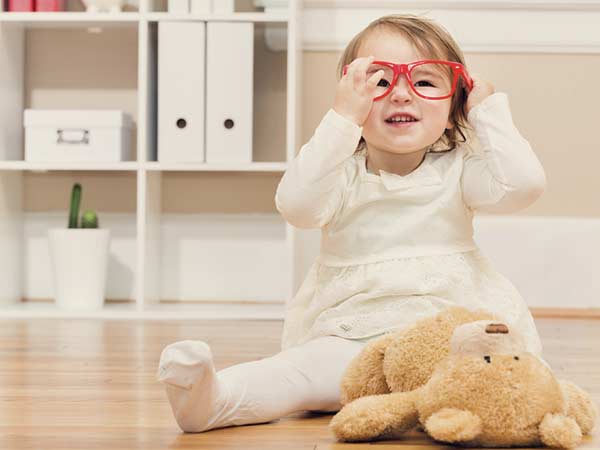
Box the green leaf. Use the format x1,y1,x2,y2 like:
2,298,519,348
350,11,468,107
81,210,99,229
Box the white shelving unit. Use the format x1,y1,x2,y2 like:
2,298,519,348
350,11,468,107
0,0,306,319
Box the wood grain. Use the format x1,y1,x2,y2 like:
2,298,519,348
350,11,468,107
1,317,598,449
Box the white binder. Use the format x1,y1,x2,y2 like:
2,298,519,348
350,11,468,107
189,0,210,13
211,0,233,13
206,22,254,163
158,22,206,163
168,0,189,13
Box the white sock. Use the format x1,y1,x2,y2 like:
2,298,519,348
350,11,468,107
157,336,367,432
157,340,226,432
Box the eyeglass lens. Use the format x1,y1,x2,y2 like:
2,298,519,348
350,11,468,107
367,62,455,99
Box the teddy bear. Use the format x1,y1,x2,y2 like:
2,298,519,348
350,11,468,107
330,306,597,448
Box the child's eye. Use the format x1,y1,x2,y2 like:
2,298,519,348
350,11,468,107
415,80,435,87
377,79,390,88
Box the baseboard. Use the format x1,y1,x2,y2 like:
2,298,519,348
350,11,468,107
531,307,600,320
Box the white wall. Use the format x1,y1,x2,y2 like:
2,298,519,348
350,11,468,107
23,213,600,309
472,216,600,308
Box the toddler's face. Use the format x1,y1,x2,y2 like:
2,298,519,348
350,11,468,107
356,30,454,155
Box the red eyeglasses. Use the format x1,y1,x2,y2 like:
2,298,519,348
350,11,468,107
342,59,474,101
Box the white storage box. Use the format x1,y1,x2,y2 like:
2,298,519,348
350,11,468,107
24,109,134,162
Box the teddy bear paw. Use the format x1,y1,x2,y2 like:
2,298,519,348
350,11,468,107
330,395,397,442
539,413,582,449
425,408,482,443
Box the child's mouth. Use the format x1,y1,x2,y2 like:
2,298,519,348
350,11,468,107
385,118,419,128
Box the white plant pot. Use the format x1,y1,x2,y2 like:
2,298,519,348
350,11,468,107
48,228,110,311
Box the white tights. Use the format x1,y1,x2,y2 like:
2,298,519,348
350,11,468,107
157,336,365,432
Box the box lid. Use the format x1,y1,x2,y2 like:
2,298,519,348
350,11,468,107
24,109,134,129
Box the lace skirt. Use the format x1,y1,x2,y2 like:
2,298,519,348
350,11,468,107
281,248,542,356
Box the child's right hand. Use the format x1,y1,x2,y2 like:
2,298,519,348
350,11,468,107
332,55,384,127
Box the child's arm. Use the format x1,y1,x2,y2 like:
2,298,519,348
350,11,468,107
275,109,362,228
461,92,547,213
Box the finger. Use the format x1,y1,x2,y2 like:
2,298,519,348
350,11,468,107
352,65,365,84
347,55,373,77
351,55,374,67
360,55,376,74
344,56,364,76
366,69,384,90
352,56,375,84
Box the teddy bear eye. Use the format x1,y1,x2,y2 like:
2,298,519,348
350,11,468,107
514,356,520,361
484,355,491,363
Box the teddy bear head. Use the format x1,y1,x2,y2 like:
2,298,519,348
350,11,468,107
418,320,566,446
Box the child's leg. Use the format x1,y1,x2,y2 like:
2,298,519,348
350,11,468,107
157,335,364,432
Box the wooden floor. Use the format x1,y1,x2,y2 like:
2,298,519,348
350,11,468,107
1,317,599,450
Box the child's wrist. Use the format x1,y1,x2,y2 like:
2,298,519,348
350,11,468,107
332,106,362,127
467,92,507,123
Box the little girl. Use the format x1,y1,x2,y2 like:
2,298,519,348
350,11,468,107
157,14,546,433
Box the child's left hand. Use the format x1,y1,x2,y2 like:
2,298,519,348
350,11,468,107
465,74,495,114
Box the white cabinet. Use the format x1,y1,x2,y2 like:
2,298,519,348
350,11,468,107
0,0,306,319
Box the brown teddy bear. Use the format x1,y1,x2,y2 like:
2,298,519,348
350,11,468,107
330,307,597,448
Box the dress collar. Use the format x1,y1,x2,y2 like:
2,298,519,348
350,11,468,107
356,150,443,191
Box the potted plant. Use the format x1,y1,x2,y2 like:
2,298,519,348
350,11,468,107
48,183,110,311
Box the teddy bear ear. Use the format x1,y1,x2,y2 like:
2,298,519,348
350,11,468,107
485,323,509,334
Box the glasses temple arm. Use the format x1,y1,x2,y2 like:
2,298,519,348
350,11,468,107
461,69,474,92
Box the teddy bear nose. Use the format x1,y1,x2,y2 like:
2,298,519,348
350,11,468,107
485,323,509,334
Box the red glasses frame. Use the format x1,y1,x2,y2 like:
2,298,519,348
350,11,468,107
342,59,474,101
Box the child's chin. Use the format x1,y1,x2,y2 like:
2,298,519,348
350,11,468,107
380,145,421,155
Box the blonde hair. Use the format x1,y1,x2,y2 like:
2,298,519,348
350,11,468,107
337,14,471,154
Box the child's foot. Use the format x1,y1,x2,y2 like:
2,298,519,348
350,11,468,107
157,340,225,432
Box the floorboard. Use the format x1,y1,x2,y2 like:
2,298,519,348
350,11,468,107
1,318,598,449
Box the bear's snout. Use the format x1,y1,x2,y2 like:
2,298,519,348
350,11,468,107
485,323,509,334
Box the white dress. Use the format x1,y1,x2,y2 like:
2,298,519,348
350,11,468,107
275,93,547,355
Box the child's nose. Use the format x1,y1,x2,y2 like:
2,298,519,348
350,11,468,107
389,75,413,102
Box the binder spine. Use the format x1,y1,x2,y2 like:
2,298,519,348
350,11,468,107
206,22,254,163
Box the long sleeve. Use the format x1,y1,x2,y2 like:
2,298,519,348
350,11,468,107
461,93,547,213
275,109,362,228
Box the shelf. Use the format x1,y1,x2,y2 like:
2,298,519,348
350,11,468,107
0,161,140,171
0,300,285,319
0,12,141,28
143,302,284,319
144,161,287,172
0,0,302,318
0,301,141,319
0,11,288,28
145,12,288,22
0,161,288,171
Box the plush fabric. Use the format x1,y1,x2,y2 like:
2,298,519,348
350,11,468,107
330,307,597,448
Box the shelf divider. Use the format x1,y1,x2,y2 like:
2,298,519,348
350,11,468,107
0,12,289,28
143,162,287,172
